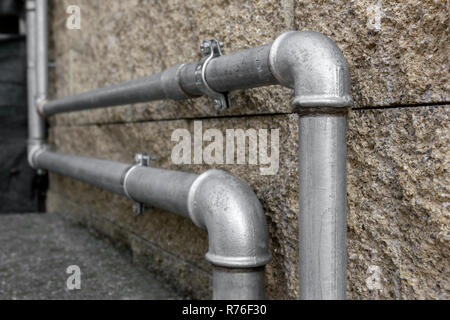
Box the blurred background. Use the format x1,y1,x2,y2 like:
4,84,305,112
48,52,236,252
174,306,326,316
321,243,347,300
0,0,47,214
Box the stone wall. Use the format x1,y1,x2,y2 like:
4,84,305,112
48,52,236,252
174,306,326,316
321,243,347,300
47,0,449,299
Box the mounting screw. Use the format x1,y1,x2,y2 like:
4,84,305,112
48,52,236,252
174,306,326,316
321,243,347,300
213,98,226,111
135,153,150,166
133,203,144,215
200,41,212,56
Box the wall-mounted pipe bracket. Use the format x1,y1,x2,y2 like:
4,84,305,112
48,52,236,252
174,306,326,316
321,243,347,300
124,153,151,215
195,39,230,111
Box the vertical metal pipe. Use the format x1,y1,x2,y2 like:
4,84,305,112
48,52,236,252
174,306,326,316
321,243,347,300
212,267,266,300
298,111,348,300
26,0,44,141
35,0,47,105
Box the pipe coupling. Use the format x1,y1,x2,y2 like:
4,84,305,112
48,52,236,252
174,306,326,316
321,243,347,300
161,64,189,100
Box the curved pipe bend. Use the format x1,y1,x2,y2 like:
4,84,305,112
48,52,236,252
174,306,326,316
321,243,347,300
187,169,272,269
32,150,271,298
34,147,272,272
27,141,46,169
269,30,353,109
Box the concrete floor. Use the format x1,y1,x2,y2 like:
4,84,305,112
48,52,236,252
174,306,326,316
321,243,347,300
0,213,181,300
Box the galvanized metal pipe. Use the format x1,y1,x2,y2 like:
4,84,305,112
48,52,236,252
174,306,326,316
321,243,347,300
39,46,279,116
268,31,352,299
30,149,271,299
32,150,131,195
35,0,47,104
298,111,348,300
26,0,45,162
41,72,169,115
26,0,40,140
212,267,266,300
40,32,352,116
122,165,197,218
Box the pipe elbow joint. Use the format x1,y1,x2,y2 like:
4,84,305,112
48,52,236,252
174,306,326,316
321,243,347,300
269,30,353,109
161,63,190,100
188,170,272,269
27,140,46,169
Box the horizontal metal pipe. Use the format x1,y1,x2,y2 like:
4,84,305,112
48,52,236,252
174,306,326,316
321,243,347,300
34,150,197,218
179,44,277,95
34,150,132,195
298,111,348,300
32,150,271,299
123,165,197,219
40,31,352,117
40,44,278,116
42,72,167,115
206,44,277,92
